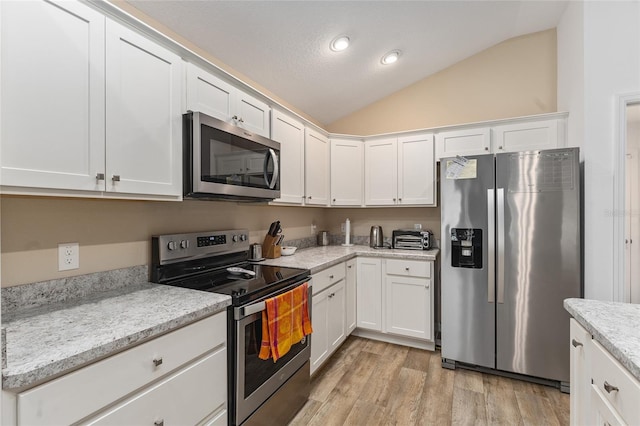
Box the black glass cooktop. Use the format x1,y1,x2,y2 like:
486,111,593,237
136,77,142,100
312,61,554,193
166,261,310,305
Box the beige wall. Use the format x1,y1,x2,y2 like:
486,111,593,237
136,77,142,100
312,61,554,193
0,196,326,287
327,29,557,135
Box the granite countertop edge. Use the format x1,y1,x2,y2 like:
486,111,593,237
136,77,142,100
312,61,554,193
564,298,640,381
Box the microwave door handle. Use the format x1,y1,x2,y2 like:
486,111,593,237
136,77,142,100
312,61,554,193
264,149,279,189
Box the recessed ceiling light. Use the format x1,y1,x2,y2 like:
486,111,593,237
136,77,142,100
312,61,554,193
330,36,350,52
381,50,401,65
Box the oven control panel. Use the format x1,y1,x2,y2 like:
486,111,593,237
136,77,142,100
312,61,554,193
153,229,250,264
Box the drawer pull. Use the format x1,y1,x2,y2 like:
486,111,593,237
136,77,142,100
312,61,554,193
154,420,164,426
571,339,583,348
329,275,334,279
112,175,120,182
153,357,163,367
603,381,619,393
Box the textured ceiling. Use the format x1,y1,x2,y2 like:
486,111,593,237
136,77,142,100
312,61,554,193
126,0,568,126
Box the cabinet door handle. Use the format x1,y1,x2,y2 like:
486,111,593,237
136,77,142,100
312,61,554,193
405,267,410,271
603,381,619,393
498,146,503,150
571,339,583,348
96,173,105,182
112,175,120,182
232,115,238,121
154,420,164,426
398,198,402,202
348,265,352,269
393,198,396,202
329,275,334,279
153,357,163,367
485,147,489,151
333,198,336,202
238,117,244,123
308,196,312,200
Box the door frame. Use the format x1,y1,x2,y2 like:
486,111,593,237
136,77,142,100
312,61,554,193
613,92,640,302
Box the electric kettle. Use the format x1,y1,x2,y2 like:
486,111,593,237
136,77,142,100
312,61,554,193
369,226,383,248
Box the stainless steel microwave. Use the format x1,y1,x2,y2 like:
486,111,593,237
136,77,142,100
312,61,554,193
183,111,280,201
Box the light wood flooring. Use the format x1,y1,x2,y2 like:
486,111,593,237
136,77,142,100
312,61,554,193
290,336,569,426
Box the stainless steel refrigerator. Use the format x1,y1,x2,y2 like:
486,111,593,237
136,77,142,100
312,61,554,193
440,147,581,389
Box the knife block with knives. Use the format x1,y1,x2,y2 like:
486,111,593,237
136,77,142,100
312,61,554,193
263,220,283,259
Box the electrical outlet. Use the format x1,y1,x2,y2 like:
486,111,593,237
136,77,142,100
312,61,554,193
58,243,79,271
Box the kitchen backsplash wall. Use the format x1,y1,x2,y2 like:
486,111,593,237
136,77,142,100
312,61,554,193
0,196,327,287
327,29,557,135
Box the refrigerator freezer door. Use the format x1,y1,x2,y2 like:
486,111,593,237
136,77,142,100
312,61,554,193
495,148,581,382
441,154,496,369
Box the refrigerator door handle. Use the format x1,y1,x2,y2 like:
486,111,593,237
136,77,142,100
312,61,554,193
497,187,505,304
487,188,495,303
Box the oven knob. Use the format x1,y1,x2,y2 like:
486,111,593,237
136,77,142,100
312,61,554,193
180,240,189,249
167,241,177,251
232,235,239,242
240,234,247,242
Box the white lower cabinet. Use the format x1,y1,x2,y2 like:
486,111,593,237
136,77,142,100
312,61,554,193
384,259,433,341
570,318,640,426
356,257,383,331
13,312,227,426
345,259,357,334
311,263,347,375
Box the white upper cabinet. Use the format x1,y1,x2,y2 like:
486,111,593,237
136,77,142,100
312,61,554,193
435,127,491,160
365,138,398,206
105,19,182,197
492,118,564,153
0,0,106,191
186,63,270,138
398,134,435,206
330,138,363,206
304,129,330,206
271,110,305,204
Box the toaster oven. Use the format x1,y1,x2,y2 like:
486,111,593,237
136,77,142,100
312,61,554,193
392,229,433,250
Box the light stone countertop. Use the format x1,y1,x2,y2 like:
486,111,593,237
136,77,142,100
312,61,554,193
257,244,439,274
2,283,230,390
564,298,640,381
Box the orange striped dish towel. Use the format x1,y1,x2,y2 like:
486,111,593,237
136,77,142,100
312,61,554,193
259,282,313,362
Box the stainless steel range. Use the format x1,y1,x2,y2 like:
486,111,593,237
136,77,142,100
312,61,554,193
150,229,311,426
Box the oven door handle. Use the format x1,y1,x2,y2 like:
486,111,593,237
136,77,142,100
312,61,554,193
235,278,312,320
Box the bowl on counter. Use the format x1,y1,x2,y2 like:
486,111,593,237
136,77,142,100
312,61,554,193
281,246,297,256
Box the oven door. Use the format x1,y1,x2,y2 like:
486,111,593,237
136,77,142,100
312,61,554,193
234,280,311,425
187,111,280,200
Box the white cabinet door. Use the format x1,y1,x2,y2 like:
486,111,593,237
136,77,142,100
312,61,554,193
327,280,346,351
105,19,182,196
186,63,234,122
304,129,329,206
398,134,435,206
330,139,363,206
435,128,491,160
356,258,382,331
310,288,329,374
570,319,591,426
493,119,562,153
271,110,305,204
385,275,431,340
186,63,269,138
365,138,398,206
345,259,357,334
0,0,105,191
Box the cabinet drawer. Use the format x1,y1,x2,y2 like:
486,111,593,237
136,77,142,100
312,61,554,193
85,346,227,425
386,259,431,278
312,263,346,295
18,312,226,425
590,340,640,424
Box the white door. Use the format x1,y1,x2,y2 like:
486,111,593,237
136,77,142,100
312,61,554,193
364,138,397,205
356,258,382,331
185,63,234,122
493,119,561,153
0,0,105,191
327,280,346,351
330,139,363,206
626,148,640,303
310,289,329,374
234,91,270,138
105,19,182,197
271,110,305,204
304,129,329,206
345,259,357,334
398,134,435,206
385,275,431,340
435,128,490,160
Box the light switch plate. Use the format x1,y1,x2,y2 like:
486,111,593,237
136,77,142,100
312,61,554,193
58,243,79,271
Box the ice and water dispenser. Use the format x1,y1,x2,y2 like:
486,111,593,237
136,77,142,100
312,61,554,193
450,228,482,268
